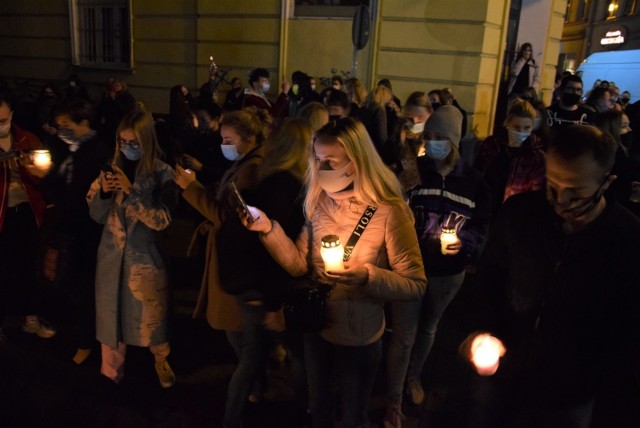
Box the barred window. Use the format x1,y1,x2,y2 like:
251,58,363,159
69,0,132,70
293,0,371,19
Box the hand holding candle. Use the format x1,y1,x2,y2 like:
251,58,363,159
320,235,344,272
30,149,52,170
470,333,506,376
440,227,461,255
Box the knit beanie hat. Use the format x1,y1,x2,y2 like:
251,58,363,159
424,105,463,148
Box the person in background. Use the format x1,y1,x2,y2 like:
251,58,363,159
309,76,318,93
0,92,49,341
296,101,329,132
518,87,539,106
64,73,90,103
377,79,402,137
428,90,444,111
344,78,368,118
546,75,596,129
87,105,178,387
325,89,351,121
507,43,540,100
620,91,631,110
584,87,612,115
287,71,321,117
357,84,388,158
609,84,622,111
97,78,136,141
399,105,490,421
222,118,311,427
531,100,552,149
474,99,546,216
331,75,344,91
242,118,427,428
242,68,289,119
37,83,59,144
442,88,468,141
223,77,245,112
38,98,111,364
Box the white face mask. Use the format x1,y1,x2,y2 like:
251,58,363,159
406,121,425,134
317,161,355,193
0,121,10,137
311,84,316,91
425,140,451,160
261,82,270,93
221,144,244,161
508,128,531,146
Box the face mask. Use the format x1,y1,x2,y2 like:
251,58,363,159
547,181,606,222
120,145,142,161
0,121,10,137
261,82,270,93
596,101,612,113
311,84,316,91
611,95,619,103
622,96,630,104
406,121,425,134
533,117,542,131
317,161,354,193
292,84,300,96
425,140,451,160
333,84,341,90
221,144,244,161
57,127,80,145
69,81,76,87
431,102,442,110
329,115,341,121
561,93,581,106
508,128,531,146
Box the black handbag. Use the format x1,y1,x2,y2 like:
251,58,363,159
282,205,377,333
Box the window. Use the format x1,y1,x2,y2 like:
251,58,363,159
565,0,572,22
577,0,589,20
293,0,371,18
624,0,638,15
69,0,132,70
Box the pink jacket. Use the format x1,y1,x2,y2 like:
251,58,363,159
261,190,427,346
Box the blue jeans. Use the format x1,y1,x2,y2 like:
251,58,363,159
386,300,422,404
223,300,273,428
407,272,465,381
305,333,382,428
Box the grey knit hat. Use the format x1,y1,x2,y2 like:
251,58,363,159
424,105,463,148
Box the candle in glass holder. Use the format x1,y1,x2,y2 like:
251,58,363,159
440,227,458,255
30,150,52,169
320,235,344,272
471,334,504,376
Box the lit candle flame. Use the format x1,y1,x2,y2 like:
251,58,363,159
31,150,52,170
471,334,505,376
320,235,344,272
440,228,458,255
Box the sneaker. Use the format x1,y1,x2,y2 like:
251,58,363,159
406,378,425,405
154,359,176,388
383,404,405,428
22,316,56,339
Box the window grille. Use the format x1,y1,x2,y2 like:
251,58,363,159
69,0,132,69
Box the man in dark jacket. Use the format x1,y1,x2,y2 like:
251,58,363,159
465,125,640,427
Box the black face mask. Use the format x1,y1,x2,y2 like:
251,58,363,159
561,93,581,106
621,97,630,104
547,180,607,222
431,102,442,110
621,132,633,147
329,115,342,121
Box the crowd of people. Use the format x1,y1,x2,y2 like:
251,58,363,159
0,60,639,428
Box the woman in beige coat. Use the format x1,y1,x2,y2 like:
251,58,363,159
243,118,427,428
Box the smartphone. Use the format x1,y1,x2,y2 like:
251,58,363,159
230,181,255,223
101,163,115,179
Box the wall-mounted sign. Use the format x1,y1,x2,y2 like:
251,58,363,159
600,27,627,46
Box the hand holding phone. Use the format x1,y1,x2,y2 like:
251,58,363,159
230,181,255,223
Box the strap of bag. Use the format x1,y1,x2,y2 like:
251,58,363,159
343,205,377,262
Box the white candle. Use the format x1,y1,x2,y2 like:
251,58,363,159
31,150,52,169
440,227,458,255
471,335,504,375
320,235,344,272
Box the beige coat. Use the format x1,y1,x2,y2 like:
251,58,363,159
261,190,427,346
183,150,261,332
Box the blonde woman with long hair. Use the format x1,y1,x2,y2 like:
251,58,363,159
87,104,178,388
243,117,426,428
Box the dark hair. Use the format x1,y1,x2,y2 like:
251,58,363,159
331,75,343,85
377,78,392,90
441,88,455,105
249,68,269,85
52,98,94,124
0,91,15,110
221,109,265,146
427,89,443,103
560,74,583,89
548,125,617,173
594,109,623,145
196,100,222,120
326,89,350,110
405,91,432,112
585,87,609,106
516,42,535,63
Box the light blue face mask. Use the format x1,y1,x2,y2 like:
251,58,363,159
425,140,451,160
120,144,142,161
221,144,244,161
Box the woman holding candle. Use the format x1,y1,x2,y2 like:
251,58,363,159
242,117,427,428
402,105,491,411
87,104,178,386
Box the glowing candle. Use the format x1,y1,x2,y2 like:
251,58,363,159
320,235,344,272
440,227,458,255
471,335,504,376
30,150,52,169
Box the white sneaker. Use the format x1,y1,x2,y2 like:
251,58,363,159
22,316,56,339
406,377,425,405
154,359,176,388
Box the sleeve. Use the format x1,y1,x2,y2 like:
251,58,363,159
86,177,112,224
458,172,492,262
363,204,427,301
124,170,177,231
510,57,527,78
271,92,289,119
259,221,312,277
182,180,220,225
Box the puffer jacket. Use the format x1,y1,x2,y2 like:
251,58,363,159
260,190,427,346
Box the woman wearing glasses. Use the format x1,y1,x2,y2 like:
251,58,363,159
242,118,427,428
87,104,178,388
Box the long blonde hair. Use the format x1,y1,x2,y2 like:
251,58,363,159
304,118,405,218
259,118,312,181
114,103,163,176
